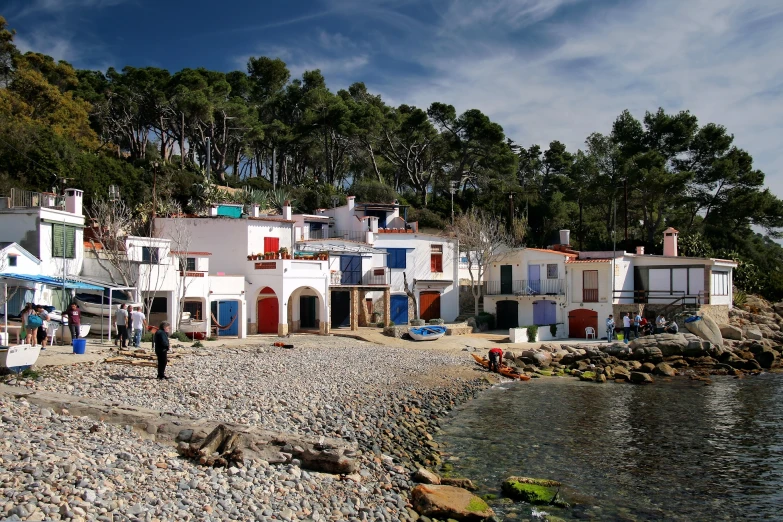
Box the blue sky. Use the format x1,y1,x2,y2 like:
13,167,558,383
4,0,783,197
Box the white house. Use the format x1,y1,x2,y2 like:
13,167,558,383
292,196,459,325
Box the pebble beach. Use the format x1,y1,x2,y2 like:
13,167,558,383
1,337,491,521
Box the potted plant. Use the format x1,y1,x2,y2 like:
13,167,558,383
279,247,289,259
247,254,253,261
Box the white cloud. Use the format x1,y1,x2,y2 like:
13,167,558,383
11,0,126,19
14,31,78,63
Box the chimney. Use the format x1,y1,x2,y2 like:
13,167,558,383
64,188,83,216
559,229,571,246
663,227,679,256
635,246,645,255
251,204,260,218
347,195,355,211
282,200,292,220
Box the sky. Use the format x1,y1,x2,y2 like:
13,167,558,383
3,0,783,197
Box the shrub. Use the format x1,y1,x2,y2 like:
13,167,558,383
408,207,447,230
171,331,190,342
428,318,445,325
549,324,558,337
733,289,747,308
141,331,153,343
207,336,218,341
526,325,539,343
350,179,397,204
192,340,204,348
388,321,395,327
475,312,496,331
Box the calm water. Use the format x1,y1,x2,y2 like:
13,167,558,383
437,375,783,521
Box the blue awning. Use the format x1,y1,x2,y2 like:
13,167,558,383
0,273,104,290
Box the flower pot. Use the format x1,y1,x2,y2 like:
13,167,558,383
247,255,252,261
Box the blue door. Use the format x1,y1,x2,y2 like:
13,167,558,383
340,256,362,285
533,300,556,326
214,301,239,336
528,265,541,294
391,295,408,325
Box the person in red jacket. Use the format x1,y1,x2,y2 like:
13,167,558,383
66,303,81,343
488,347,504,372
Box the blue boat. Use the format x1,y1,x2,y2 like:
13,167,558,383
408,325,447,341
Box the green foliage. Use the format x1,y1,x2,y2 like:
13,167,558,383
171,331,190,342
466,496,489,513
207,335,218,341
192,340,204,348
408,207,447,229
501,479,559,505
549,324,558,337
20,368,39,379
474,312,495,331
526,325,539,342
141,331,153,342
350,179,396,203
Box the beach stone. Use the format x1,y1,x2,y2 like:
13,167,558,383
630,372,654,384
641,363,656,373
501,477,564,506
744,328,763,341
413,468,441,485
755,348,779,369
411,484,493,521
440,478,477,491
653,362,676,377
719,324,743,341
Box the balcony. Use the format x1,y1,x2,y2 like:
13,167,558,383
250,258,328,278
306,229,368,242
1,188,65,209
486,279,565,296
330,267,391,286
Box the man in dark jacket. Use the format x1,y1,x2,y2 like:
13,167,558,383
153,321,171,380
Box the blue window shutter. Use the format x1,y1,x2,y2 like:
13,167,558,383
387,249,406,269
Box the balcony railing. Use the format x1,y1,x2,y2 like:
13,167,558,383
330,267,391,286
307,229,367,242
2,188,64,209
486,279,565,296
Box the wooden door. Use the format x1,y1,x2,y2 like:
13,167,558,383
533,300,556,325
496,301,519,329
300,296,317,328
500,265,513,294
528,265,541,294
330,291,350,328
419,291,441,321
568,308,598,338
391,295,409,325
257,297,278,334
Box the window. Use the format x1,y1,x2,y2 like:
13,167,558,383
7,255,17,267
179,257,196,271
387,248,407,269
712,271,729,296
141,246,159,264
583,270,599,302
263,237,280,254
52,223,76,258
547,264,558,279
430,244,443,273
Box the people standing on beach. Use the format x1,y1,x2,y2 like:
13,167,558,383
488,347,504,372
633,312,641,339
35,305,49,349
130,306,147,348
606,314,615,342
622,313,631,344
114,304,128,349
153,321,171,379
24,304,42,345
655,314,666,334
66,303,81,343
20,303,32,344
640,316,651,336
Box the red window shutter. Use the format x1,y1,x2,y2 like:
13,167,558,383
431,254,436,272
270,237,279,253
263,237,271,253
437,255,443,272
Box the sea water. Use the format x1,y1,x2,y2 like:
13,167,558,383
436,375,783,520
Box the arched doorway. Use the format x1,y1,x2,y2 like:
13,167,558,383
496,301,519,329
287,287,323,332
257,287,279,334
568,308,598,339
419,291,441,321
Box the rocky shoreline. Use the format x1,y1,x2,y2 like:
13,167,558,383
1,337,495,521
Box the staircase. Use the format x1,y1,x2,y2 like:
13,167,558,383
456,297,484,322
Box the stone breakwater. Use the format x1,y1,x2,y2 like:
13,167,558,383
1,337,491,521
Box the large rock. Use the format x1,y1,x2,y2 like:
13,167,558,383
685,315,724,348
719,324,743,341
744,295,772,314
755,348,779,369
630,371,654,384
411,484,494,521
630,334,686,357
413,468,441,485
501,477,566,506
632,345,664,362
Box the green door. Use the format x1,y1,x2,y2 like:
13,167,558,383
500,265,513,294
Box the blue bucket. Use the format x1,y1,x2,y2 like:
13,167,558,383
72,339,87,354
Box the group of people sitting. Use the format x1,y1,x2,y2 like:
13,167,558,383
19,302,83,347
606,312,678,343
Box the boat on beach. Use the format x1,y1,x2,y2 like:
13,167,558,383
408,325,446,341
471,352,531,380
0,343,42,373
74,292,141,317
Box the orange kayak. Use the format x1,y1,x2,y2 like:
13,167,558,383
472,353,531,381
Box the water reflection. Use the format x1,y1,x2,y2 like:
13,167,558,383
437,376,783,521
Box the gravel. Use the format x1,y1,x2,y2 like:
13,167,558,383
1,336,491,520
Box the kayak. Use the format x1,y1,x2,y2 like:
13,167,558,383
471,353,531,381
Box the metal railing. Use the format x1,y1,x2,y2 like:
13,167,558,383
330,267,391,286
485,279,565,296
612,289,706,305
3,188,64,209
306,229,367,242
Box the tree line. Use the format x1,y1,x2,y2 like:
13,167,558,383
1,16,782,299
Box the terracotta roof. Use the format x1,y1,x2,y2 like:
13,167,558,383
566,258,612,263
527,248,578,257
247,216,295,224
171,251,211,256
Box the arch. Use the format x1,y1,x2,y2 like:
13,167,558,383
568,308,598,339
286,286,325,332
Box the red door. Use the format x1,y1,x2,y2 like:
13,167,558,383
257,287,279,334
420,291,441,321
568,309,598,339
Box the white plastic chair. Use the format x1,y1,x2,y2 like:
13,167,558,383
585,326,596,339
47,322,60,345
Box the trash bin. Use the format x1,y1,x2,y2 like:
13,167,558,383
72,338,87,354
